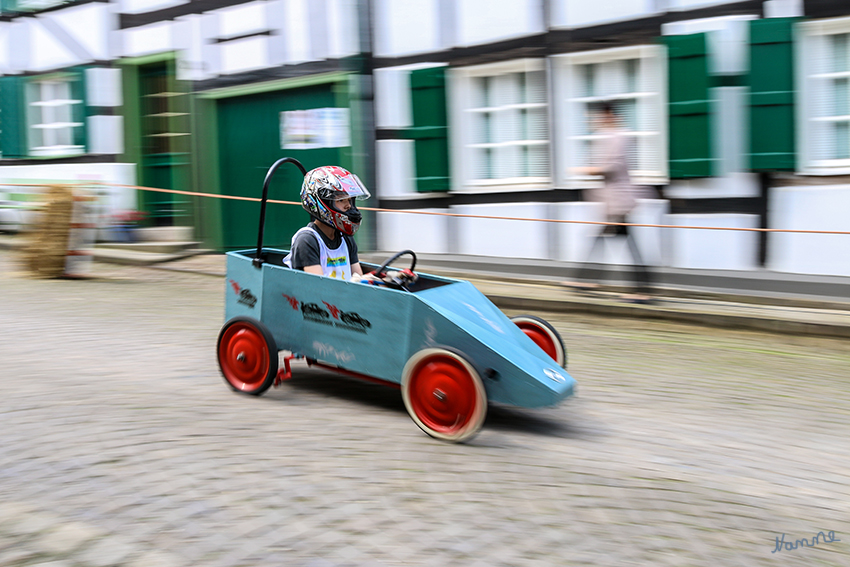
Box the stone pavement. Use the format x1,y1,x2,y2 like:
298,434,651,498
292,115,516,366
1,249,848,567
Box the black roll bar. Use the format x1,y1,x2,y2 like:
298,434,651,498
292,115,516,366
253,157,308,268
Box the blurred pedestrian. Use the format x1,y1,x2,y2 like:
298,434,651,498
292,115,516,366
566,102,653,303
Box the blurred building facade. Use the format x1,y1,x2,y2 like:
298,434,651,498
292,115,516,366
0,0,848,277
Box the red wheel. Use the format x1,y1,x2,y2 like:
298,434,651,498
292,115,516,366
217,317,278,395
511,315,567,368
401,348,487,443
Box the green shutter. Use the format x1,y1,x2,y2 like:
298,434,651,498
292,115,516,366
0,76,25,158
749,18,797,171
408,67,449,192
663,33,714,178
71,68,88,151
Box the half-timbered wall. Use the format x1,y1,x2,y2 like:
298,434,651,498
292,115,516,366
0,0,848,276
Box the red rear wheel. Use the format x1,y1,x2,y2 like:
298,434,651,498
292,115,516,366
217,317,278,395
402,349,486,443
511,315,567,368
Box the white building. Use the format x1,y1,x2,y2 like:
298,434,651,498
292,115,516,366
1,0,848,276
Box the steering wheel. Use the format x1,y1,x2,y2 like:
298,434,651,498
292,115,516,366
370,250,417,291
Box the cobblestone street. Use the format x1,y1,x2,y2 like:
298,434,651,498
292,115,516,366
0,251,848,567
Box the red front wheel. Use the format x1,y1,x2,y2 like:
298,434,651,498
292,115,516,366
511,315,567,368
401,348,487,443
217,317,278,396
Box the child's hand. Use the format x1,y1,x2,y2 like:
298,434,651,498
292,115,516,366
352,273,382,284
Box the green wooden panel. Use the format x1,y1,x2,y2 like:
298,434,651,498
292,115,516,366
137,59,194,225
399,126,448,140
663,33,714,178
749,17,797,171
409,67,449,192
216,84,344,250
70,68,87,150
0,76,25,158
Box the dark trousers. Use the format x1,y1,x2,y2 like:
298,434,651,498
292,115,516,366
577,221,652,294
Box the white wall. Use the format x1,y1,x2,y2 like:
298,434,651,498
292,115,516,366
0,3,114,73
763,0,803,18
87,116,125,155
551,0,658,30
666,213,760,270
326,0,360,58
44,3,113,61
0,24,8,74
666,173,761,200
377,209,450,254
374,0,441,57
453,203,550,259
218,1,267,39
282,0,314,64
374,71,409,123
768,185,850,277
119,0,358,78
118,0,189,14
27,19,78,72
376,140,417,199
122,20,174,57
220,36,270,75
455,0,544,47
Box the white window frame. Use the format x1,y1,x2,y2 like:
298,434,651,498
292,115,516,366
449,58,551,193
26,76,84,158
798,16,850,175
552,45,667,188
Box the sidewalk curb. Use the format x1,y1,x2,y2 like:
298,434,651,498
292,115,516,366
3,240,848,339
486,294,850,339
141,258,850,340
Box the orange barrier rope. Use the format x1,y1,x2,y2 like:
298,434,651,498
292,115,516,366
4,181,850,236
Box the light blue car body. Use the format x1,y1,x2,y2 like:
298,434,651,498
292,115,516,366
224,248,576,408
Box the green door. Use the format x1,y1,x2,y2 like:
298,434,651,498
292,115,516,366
217,84,347,250
139,62,191,225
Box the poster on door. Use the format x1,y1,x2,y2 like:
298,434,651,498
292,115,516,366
280,108,351,149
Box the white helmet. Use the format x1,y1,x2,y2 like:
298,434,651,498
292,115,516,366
300,166,371,236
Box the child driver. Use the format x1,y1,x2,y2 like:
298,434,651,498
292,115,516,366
284,166,371,280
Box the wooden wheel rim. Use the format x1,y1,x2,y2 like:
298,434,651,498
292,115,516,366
402,349,486,442
512,317,565,367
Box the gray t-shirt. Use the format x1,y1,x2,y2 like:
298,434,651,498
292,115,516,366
289,221,359,271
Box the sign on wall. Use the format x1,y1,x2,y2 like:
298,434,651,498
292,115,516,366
280,108,350,149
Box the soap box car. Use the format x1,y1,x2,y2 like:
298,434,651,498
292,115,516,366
217,158,576,443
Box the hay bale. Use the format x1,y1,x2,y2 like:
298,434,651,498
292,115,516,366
23,185,74,279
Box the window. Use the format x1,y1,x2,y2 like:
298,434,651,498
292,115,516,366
451,59,550,190
0,0,74,13
554,46,666,186
799,18,850,173
26,77,84,157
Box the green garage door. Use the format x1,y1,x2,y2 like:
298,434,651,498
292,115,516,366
217,84,348,250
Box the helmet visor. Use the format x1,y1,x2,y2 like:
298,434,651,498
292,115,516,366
320,169,371,202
